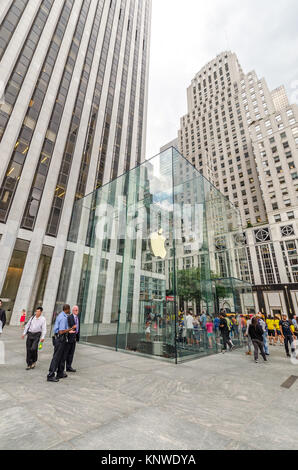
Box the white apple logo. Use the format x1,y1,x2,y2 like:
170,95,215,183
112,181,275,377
149,229,167,259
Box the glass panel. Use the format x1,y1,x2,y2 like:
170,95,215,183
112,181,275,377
63,148,254,362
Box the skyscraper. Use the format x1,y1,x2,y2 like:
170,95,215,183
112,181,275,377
0,0,151,324
177,51,298,316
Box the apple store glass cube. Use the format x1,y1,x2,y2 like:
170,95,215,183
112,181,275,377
65,148,254,362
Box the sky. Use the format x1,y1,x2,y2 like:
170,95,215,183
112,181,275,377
146,0,298,159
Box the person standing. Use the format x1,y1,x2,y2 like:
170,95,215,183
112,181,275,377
0,300,6,335
266,315,276,346
22,307,46,370
185,311,194,346
274,315,283,346
249,317,267,363
47,304,76,382
206,315,214,349
193,315,201,346
280,314,296,358
65,306,80,373
257,313,270,356
20,309,26,328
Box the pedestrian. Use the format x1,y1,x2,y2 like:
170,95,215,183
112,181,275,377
64,305,80,373
206,315,214,348
266,315,276,346
20,309,26,328
257,312,270,356
248,317,267,364
22,307,46,370
185,311,194,346
292,314,298,330
219,313,234,353
245,315,253,356
240,315,247,339
47,304,76,382
193,315,201,346
280,314,296,358
0,300,6,335
274,315,283,346
214,315,220,337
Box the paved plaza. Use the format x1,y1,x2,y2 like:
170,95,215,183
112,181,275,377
1,326,298,450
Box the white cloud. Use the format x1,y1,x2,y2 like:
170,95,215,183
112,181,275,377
146,0,298,158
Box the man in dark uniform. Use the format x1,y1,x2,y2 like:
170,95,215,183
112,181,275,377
0,299,6,335
47,304,76,382
65,305,80,373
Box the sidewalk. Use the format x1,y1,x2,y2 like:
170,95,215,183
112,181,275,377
1,326,298,450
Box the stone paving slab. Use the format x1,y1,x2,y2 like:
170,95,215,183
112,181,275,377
1,326,298,450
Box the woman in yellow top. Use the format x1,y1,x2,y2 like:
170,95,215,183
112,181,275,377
274,316,284,346
266,316,276,346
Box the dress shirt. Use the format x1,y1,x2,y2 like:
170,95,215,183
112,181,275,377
74,314,79,334
54,312,69,334
24,316,47,340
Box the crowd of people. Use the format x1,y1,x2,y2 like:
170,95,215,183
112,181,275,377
175,308,298,363
1,297,298,371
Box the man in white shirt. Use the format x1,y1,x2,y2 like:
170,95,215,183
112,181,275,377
22,306,46,370
185,312,194,345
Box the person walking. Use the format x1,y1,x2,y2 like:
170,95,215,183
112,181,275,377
245,315,253,356
65,305,80,373
280,314,296,358
219,313,234,353
20,309,26,328
22,307,46,370
248,317,267,364
0,300,6,335
47,304,76,383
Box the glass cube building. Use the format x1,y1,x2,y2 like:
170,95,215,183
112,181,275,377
64,148,255,362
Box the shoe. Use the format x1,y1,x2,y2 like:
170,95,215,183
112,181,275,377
255,360,258,363
31,363,36,369
66,367,76,373
57,373,68,379
47,376,59,382
287,354,291,358
265,353,270,356
26,366,31,370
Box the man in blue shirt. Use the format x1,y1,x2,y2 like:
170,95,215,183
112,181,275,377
47,304,76,382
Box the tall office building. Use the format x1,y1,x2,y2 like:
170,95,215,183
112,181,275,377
177,51,298,316
0,0,151,324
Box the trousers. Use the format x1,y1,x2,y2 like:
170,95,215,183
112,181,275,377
252,339,266,361
66,341,76,370
284,335,295,356
48,337,67,378
26,332,41,366
221,331,233,350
